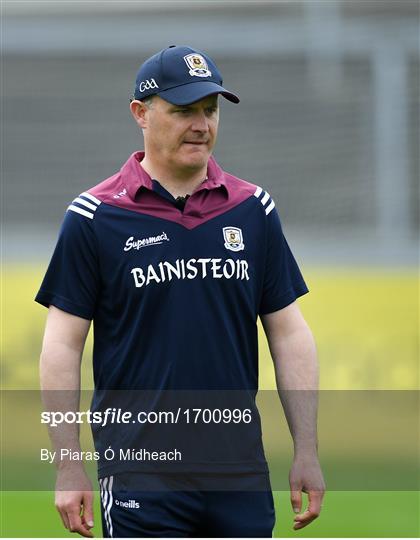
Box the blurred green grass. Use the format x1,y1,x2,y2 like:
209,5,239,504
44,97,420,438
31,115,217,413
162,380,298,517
1,491,418,537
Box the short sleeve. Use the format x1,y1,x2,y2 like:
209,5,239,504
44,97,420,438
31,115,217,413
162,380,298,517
259,207,309,315
35,208,100,320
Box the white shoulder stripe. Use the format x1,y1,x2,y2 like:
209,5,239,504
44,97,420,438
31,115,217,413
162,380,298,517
80,191,101,205
73,197,97,212
68,204,94,219
261,191,271,206
254,187,276,216
265,200,275,215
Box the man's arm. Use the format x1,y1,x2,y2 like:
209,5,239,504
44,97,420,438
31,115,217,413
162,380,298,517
261,301,326,531
40,305,94,538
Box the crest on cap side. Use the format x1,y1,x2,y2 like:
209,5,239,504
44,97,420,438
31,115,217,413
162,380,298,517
183,54,212,78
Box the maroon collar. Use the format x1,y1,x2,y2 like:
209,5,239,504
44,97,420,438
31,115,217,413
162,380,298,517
121,151,229,201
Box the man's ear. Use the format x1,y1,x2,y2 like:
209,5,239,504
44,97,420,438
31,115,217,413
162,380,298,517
129,100,149,129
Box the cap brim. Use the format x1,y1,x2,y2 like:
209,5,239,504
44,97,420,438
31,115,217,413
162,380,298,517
157,81,240,105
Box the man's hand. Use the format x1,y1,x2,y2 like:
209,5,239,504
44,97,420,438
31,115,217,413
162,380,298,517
289,453,325,530
55,465,95,537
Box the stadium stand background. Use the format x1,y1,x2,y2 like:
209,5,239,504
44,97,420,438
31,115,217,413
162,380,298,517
3,0,419,265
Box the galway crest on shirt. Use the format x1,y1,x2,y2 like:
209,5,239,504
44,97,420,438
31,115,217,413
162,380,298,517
223,227,245,252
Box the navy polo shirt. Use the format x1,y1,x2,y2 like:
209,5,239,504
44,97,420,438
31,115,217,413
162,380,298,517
36,151,308,476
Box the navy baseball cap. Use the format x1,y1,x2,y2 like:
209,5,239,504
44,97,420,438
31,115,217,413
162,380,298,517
133,45,240,105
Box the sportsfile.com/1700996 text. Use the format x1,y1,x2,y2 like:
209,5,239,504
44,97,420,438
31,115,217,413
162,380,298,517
41,408,253,427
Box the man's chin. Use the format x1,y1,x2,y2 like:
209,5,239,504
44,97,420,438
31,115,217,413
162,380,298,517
178,153,210,172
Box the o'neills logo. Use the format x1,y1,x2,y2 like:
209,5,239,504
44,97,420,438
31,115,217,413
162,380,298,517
131,258,250,288
115,499,140,509
124,232,169,251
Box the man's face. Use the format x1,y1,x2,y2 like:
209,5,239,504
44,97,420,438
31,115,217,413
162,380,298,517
142,94,219,173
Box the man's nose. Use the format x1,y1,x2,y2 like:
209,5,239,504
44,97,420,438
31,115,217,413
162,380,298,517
191,111,209,132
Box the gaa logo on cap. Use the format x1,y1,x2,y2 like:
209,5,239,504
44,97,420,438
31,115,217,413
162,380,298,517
139,78,159,93
183,54,212,78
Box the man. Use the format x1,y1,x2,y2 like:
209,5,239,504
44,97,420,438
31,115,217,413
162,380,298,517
37,45,325,538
